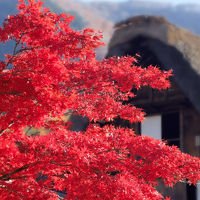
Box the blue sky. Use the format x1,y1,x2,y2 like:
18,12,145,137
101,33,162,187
81,0,199,4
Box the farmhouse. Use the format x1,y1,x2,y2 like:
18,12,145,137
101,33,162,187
106,15,200,200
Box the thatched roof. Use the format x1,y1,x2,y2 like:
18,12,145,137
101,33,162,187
106,15,200,113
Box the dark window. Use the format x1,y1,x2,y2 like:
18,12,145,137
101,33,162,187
162,112,180,147
186,184,196,200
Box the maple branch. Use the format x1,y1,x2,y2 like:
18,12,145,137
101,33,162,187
0,69,41,75
5,32,40,69
96,148,122,155
25,126,32,135
50,160,71,167
52,173,69,179
0,185,24,199
0,92,36,101
7,176,29,180
0,163,35,181
15,47,36,55
0,121,14,136
5,38,21,68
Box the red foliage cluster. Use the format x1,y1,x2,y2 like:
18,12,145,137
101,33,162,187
0,0,199,199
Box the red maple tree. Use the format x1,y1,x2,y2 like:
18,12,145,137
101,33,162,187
0,0,199,199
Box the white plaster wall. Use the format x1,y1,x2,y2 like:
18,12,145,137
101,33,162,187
141,115,162,139
197,181,200,200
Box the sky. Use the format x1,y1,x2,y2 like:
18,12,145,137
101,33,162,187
81,0,200,4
